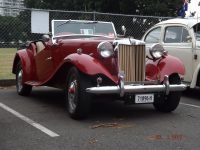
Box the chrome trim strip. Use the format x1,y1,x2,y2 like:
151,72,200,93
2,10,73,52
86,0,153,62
163,75,170,95
118,44,145,82
119,74,125,97
125,80,160,85
86,84,186,96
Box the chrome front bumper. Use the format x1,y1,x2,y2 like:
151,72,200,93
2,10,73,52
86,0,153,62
86,76,187,97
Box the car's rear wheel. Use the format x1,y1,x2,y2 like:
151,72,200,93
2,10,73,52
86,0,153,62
65,67,92,119
16,62,32,96
153,74,181,112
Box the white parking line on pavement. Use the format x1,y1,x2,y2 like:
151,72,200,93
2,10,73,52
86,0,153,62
0,102,59,137
180,102,200,109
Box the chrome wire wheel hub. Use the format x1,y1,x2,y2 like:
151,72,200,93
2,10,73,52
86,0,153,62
17,70,23,92
68,80,77,113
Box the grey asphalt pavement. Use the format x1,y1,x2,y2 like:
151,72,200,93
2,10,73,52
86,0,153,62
0,86,200,150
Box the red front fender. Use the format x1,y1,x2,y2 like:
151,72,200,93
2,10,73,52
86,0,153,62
64,53,118,84
12,50,36,82
146,55,185,81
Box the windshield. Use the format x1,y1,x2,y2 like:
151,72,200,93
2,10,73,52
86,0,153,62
53,20,116,38
193,23,200,41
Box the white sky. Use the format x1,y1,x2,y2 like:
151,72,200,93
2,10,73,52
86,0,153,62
185,0,200,17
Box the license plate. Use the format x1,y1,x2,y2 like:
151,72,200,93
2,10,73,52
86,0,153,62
135,94,154,104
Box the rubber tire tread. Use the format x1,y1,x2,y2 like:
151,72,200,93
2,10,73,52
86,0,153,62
16,62,32,96
66,67,92,119
153,74,181,112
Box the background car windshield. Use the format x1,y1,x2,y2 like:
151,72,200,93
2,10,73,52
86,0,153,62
54,21,115,37
144,27,161,43
193,24,200,41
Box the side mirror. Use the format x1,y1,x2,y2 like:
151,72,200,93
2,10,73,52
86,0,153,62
186,35,192,42
42,34,50,42
117,25,127,38
121,25,126,36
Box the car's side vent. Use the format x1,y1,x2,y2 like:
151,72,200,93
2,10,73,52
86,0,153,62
118,44,145,82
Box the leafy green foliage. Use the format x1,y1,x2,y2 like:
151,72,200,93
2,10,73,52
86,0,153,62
24,0,183,16
0,16,28,42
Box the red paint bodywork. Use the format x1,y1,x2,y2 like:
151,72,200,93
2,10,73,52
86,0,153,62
12,36,185,88
146,55,185,81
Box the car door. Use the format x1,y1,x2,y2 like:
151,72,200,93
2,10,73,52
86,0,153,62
34,41,54,82
162,25,193,82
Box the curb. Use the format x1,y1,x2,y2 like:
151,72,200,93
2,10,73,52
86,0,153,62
0,79,15,87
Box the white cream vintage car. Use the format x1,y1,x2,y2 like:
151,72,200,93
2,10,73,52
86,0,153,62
142,18,200,89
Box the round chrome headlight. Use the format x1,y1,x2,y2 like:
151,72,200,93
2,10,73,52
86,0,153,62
149,43,166,60
97,41,114,58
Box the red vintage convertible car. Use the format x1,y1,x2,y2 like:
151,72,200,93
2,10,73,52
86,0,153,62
12,20,186,119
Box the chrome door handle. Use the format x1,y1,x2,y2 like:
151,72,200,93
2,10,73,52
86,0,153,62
46,57,52,60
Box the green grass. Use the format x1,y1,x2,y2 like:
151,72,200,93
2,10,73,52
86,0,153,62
0,48,17,79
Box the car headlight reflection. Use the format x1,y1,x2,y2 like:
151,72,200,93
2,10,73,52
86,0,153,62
149,43,166,60
97,42,114,58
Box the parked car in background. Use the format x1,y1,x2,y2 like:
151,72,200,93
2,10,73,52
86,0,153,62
12,20,186,119
142,18,200,89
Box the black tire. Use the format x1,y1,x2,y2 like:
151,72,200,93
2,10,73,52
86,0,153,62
153,74,181,112
65,67,92,119
16,62,32,96
196,72,200,86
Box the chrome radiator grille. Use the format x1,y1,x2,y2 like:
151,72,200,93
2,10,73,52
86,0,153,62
118,44,145,82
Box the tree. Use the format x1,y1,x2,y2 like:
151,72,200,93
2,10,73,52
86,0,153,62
24,0,74,10
0,16,27,43
24,0,183,17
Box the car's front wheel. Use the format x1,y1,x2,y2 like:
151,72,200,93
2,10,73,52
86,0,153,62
153,74,181,112
16,62,32,96
65,67,92,119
